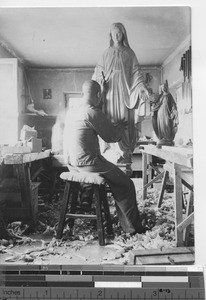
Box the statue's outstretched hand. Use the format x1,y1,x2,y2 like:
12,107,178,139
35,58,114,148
140,87,152,101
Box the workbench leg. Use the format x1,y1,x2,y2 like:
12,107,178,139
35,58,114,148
15,164,35,227
142,153,148,200
147,154,153,186
174,164,184,246
157,170,168,208
184,190,194,246
49,168,58,201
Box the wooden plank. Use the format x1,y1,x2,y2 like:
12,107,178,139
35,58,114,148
31,166,44,181
100,185,113,235
94,185,105,246
181,168,193,187
32,182,41,189
143,171,164,189
130,247,195,265
131,247,193,257
164,164,193,190
140,145,193,168
149,162,161,175
147,154,153,183
174,163,184,246
142,153,148,199
134,254,195,265
3,149,51,165
66,213,97,219
164,162,176,175
157,170,168,208
177,212,194,232
68,182,80,229
56,181,72,239
1,146,31,155
184,190,194,245
15,164,35,225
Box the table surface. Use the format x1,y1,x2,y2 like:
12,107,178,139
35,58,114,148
140,145,193,168
2,149,51,165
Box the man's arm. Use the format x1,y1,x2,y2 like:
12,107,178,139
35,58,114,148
87,108,125,143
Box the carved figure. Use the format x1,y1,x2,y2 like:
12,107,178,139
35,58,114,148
92,22,149,163
151,81,178,147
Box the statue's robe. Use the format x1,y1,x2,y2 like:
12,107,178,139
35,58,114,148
92,46,146,161
151,92,178,144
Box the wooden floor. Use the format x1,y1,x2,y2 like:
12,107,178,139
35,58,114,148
0,178,195,265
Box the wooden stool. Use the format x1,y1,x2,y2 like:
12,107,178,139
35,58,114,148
56,171,113,245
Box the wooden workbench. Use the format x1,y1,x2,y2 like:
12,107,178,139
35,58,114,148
1,150,51,226
3,150,51,165
140,145,193,247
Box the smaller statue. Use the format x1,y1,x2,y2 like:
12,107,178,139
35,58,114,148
151,81,179,148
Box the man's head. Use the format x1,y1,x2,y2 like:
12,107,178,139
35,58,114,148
82,80,101,108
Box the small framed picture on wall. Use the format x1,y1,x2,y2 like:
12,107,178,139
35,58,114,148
43,88,52,99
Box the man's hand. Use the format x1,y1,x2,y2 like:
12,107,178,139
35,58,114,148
115,118,128,129
101,78,109,94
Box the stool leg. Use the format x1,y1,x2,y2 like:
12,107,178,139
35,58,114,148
57,181,72,239
100,185,113,236
94,185,105,246
68,182,80,230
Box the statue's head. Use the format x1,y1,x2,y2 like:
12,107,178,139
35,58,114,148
109,23,130,48
159,80,169,94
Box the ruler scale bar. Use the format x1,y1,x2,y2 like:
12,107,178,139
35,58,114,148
0,287,205,299
0,265,204,299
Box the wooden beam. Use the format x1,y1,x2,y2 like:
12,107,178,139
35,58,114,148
184,190,194,245
141,145,193,168
174,164,184,246
143,171,164,189
56,181,71,239
3,150,51,165
157,170,168,208
15,164,35,225
142,153,148,199
130,247,195,265
177,212,194,232
66,213,97,219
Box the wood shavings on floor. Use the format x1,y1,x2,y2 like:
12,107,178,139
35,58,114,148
0,184,194,265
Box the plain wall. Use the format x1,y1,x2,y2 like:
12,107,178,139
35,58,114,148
27,66,161,116
26,68,94,115
0,45,29,143
0,44,29,114
25,66,161,149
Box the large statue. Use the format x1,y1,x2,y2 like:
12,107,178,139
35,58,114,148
92,22,150,163
151,81,179,147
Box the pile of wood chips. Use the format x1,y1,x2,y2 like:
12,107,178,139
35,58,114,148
0,186,194,264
